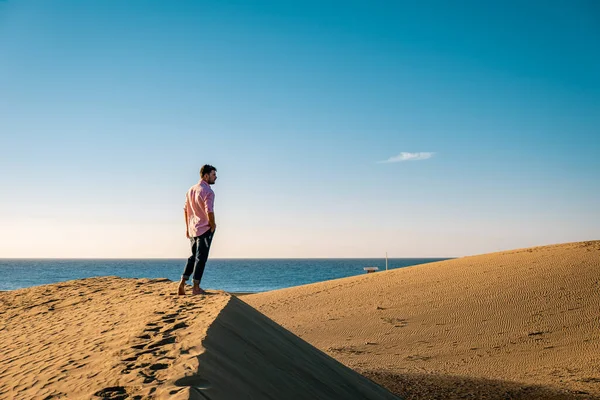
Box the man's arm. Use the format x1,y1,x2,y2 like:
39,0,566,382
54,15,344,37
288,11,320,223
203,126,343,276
184,208,190,238
208,212,216,232
205,191,216,232
184,193,190,238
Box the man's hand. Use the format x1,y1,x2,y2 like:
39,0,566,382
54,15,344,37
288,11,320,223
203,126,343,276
186,230,190,239
210,224,216,233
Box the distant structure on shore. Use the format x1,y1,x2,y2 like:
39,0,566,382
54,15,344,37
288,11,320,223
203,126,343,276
363,252,388,273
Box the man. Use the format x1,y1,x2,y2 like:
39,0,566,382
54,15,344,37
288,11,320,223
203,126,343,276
178,164,217,295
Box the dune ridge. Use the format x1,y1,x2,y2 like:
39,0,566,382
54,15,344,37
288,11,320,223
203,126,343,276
0,277,399,399
244,241,600,399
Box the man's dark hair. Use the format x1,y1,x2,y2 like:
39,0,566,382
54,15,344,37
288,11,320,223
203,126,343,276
200,164,217,177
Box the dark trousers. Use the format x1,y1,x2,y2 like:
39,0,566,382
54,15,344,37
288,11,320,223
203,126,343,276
182,229,214,284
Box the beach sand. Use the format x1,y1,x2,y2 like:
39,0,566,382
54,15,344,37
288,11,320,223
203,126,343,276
0,278,398,399
244,241,600,399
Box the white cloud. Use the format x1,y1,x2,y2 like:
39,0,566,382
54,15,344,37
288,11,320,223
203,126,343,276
378,152,435,163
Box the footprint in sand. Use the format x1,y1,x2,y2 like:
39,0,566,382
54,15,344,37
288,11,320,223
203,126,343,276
94,386,129,399
328,346,366,355
174,375,212,390
149,363,169,371
147,336,176,349
163,321,188,335
381,317,408,328
405,354,432,361
119,313,193,386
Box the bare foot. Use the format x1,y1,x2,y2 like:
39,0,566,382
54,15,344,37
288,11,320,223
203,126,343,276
178,282,186,296
192,286,206,295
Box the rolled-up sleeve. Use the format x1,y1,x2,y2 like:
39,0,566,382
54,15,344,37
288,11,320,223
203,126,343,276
204,191,215,213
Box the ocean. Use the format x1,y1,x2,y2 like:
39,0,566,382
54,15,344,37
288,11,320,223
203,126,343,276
0,258,449,293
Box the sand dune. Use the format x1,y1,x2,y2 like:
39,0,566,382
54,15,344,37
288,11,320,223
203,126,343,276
244,241,600,400
0,277,399,399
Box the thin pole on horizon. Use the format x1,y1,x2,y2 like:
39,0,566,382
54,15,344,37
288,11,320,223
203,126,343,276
386,252,388,271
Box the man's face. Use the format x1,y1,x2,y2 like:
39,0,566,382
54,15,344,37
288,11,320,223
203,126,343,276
206,170,217,185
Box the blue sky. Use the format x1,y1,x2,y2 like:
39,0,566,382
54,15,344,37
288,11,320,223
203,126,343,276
1,0,598,258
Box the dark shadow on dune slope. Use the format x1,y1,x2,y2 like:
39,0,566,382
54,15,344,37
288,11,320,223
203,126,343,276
176,296,400,400
362,370,599,400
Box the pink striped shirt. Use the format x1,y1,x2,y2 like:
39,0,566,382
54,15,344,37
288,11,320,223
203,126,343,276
184,180,215,237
